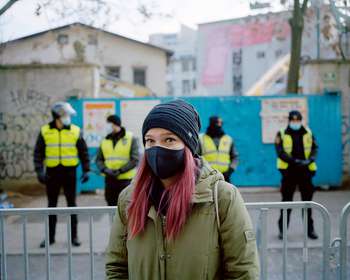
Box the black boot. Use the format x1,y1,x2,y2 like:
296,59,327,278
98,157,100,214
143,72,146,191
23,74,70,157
308,230,318,240
72,237,81,247
39,238,55,248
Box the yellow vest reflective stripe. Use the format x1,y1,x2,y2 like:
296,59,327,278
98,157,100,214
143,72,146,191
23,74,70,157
41,124,80,167
201,134,232,173
101,131,136,180
277,128,317,171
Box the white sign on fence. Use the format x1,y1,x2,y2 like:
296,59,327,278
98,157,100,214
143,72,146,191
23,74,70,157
83,101,116,147
260,98,308,143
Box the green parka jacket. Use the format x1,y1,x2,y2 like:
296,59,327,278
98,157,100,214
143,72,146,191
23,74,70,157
106,160,259,280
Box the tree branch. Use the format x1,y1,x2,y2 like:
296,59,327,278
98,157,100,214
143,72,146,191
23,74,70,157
301,0,309,14
0,0,19,16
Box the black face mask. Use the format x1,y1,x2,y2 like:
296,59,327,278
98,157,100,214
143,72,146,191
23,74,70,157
145,146,185,179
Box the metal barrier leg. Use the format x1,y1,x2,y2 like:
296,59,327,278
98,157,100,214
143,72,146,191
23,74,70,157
282,208,288,280
302,208,309,280
44,215,51,280
339,202,350,280
67,214,73,280
89,215,95,280
0,215,7,280
258,208,268,280
23,216,29,280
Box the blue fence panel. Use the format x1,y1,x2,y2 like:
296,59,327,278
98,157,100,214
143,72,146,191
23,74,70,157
69,94,342,192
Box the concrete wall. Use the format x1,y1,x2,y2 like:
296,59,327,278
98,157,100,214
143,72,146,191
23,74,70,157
301,60,350,178
0,24,168,96
0,64,98,188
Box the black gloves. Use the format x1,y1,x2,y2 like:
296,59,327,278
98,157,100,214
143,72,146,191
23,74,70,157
103,168,120,177
37,171,48,184
80,172,90,183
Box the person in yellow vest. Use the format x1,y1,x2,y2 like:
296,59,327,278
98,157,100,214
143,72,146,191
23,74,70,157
199,116,238,183
96,115,139,206
275,110,318,240
34,102,90,248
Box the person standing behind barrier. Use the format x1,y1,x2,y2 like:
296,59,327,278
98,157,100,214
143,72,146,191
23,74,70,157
199,116,238,183
34,102,90,248
275,110,318,240
105,100,259,280
96,115,139,206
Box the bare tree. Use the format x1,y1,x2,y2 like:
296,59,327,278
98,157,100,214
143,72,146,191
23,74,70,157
0,0,171,28
251,0,349,94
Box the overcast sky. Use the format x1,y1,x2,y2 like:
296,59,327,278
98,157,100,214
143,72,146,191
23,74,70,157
0,0,286,43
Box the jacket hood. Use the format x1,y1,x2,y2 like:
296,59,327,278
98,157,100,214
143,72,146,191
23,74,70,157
192,158,225,203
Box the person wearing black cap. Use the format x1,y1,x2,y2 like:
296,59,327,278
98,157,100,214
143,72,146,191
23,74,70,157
96,115,139,206
275,110,318,240
199,116,238,183
106,99,259,280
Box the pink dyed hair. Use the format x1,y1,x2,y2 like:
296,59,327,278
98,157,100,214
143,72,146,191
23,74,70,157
127,147,197,240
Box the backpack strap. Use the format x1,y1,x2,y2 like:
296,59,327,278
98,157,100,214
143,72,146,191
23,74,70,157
213,180,221,230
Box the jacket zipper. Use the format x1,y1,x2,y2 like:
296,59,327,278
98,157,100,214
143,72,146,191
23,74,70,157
59,130,61,164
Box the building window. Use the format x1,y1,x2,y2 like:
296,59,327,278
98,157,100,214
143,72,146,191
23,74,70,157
257,51,265,59
275,49,283,58
182,80,191,95
133,68,146,86
193,79,196,90
57,34,69,45
192,58,196,71
105,66,121,79
181,58,190,72
167,81,174,96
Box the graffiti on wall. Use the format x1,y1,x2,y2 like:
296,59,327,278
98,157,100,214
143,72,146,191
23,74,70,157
0,89,52,180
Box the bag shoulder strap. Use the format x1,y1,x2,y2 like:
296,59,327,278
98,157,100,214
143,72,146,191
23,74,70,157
213,180,221,230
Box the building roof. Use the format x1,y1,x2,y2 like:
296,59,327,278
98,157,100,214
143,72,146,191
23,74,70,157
1,22,173,56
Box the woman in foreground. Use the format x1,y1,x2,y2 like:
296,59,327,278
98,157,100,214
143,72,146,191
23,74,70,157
105,99,259,280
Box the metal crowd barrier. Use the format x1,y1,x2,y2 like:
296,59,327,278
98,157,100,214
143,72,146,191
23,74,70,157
339,202,350,280
246,201,332,280
0,206,116,280
0,202,348,280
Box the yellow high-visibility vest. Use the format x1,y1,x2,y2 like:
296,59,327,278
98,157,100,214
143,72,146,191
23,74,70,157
200,134,232,173
101,131,136,180
41,124,80,167
277,128,317,171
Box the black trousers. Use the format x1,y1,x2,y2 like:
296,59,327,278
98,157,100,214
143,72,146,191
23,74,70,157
278,167,316,233
104,176,131,206
46,166,78,241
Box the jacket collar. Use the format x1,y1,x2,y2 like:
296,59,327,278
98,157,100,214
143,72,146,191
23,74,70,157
49,120,71,130
191,159,224,204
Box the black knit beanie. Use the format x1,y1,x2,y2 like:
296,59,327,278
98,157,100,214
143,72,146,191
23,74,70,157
107,115,121,126
142,99,201,155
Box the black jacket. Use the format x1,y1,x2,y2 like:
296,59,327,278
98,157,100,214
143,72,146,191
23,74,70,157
275,126,318,165
33,121,90,174
95,128,139,175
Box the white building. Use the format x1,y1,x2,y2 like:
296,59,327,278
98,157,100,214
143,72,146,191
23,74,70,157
0,22,172,187
149,25,197,96
195,6,348,96
0,22,172,96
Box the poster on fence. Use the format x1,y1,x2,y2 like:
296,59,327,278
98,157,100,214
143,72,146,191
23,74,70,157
260,98,308,143
83,101,116,147
121,99,161,142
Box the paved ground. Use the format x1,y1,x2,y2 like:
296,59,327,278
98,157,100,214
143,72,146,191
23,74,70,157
1,187,350,279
